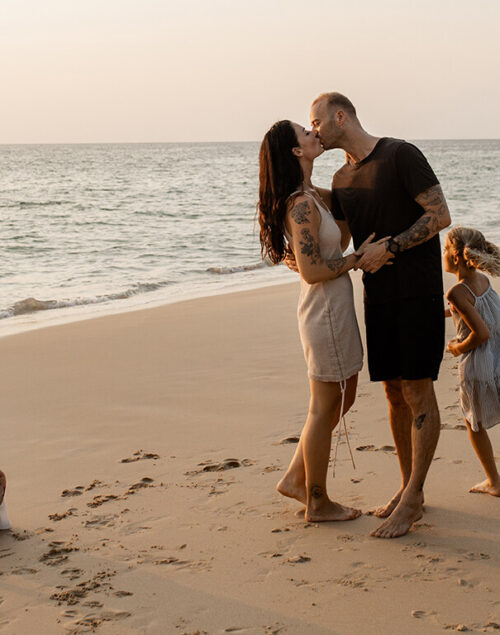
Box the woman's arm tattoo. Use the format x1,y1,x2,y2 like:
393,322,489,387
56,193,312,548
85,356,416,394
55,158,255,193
291,201,312,224
299,228,321,264
325,256,346,274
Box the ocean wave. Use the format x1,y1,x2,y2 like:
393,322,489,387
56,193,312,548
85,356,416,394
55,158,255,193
207,261,270,274
3,280,171,318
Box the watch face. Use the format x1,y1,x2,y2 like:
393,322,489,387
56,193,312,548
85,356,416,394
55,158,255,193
389,240,399,254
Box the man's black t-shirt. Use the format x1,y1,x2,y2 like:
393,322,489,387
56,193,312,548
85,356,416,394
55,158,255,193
331,137,443,305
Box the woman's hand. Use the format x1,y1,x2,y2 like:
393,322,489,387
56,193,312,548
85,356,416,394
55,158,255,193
283,245,299,273
447,338,462,357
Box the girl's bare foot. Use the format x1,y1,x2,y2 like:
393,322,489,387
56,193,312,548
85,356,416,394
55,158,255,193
306,500,361,523
276,475,306,505
469,479,500,497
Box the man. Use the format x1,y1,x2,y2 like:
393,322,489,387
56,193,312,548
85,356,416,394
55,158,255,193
309,92,451,538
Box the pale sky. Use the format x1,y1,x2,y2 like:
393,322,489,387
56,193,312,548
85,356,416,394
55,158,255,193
1,0,499,143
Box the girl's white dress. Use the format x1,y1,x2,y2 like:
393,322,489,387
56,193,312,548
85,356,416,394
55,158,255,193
452,281,500,431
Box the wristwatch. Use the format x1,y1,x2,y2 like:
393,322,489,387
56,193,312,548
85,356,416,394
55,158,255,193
386,237,401,255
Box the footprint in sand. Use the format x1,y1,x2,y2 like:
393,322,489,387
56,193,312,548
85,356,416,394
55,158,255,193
84,513,119,529
464,552,490,561
48,509,76,522
61,486,85,497
285,554,311,564
356,444,395,452
120,450,160,463
0,547,13,559
40,541,79,567
10,530,33,541
69,610,131,630
411,609,437,619
126,477,155,494
62,568,83,580
441,423,467,430
85,480,105,491
10,567,39,575
186,458,255,475
279,436,300,445
51,569,116,606
87,494,120,508
271,527,291,533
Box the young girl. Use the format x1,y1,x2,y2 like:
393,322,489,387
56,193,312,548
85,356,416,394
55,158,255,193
444,226,500,496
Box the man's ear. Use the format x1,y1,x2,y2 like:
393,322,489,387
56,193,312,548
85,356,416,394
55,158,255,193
292,147,302,157
336,110,346,127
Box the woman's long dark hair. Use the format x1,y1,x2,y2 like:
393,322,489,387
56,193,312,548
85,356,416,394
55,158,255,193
258,120,303,264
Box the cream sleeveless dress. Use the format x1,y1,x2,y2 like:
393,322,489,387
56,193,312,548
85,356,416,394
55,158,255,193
451,280,500,431
285,190,363,382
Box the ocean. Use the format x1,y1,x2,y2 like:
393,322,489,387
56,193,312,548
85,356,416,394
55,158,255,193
1,139,499,336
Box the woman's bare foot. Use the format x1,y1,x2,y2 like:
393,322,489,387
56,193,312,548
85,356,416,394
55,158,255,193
370,496,423,539
306,500,361,523
276,475,306,505
469,479,500,497
0,471,6,506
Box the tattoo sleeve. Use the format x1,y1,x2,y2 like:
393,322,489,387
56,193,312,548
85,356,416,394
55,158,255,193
291,201,312,224
299,228,321,265
325,256,347,274
394,184,450,252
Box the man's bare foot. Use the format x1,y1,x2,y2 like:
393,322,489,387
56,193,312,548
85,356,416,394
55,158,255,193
306,500,361,523
371,488,403,518
469,479,500,497
0,471,6,506
370,488,425,518
370,498,422,539
276,475,306,505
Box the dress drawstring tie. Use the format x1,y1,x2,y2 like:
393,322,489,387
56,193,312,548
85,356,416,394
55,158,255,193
331,379,356,477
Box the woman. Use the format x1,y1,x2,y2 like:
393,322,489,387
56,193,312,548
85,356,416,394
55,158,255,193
258,120,380,522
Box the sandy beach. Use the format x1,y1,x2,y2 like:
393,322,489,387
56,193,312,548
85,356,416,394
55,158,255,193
0,270,499,634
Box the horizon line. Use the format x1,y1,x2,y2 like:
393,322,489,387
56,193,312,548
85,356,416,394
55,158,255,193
1,137,500,147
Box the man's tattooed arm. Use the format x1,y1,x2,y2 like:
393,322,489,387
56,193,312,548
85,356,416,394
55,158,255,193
393,184,451,252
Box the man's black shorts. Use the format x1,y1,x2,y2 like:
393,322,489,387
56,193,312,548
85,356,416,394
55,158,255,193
364,295,445,382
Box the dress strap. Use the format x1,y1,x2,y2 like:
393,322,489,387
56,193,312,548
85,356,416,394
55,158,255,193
286,190,314,202
459,281,476,299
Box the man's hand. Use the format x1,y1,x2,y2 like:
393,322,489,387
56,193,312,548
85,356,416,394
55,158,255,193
355,237,394,273
283,245,299,273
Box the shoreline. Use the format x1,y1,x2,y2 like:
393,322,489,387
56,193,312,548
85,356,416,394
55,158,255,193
0,268,297,340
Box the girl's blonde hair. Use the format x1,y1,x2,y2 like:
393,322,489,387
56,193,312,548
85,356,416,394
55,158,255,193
447,226,500,276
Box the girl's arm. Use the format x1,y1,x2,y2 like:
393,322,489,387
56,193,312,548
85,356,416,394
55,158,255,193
446,285,490,356
315,186,351,252
285,195,362,284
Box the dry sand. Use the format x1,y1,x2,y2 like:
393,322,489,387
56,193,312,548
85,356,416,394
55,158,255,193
0,271,499,634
